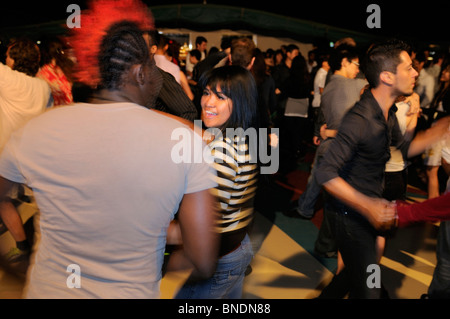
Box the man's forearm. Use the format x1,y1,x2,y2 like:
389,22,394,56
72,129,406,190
322,177,394,229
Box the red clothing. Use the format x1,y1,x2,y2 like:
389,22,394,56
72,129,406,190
37,63,73,106
397,192,450,228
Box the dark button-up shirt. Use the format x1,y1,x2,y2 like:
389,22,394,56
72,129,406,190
315,90,411,209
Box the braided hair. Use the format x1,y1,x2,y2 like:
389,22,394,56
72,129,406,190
69,0,154,87
99,21,150,90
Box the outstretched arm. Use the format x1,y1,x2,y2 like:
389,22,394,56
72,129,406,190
322,177,396,230
407,116,450,158
396,192,450,228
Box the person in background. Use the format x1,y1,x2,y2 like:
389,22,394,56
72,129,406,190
0,38,52,272
423,64,450,198
37,37,74,106
144,30,198,121
185,36,208,79
414,51,435,109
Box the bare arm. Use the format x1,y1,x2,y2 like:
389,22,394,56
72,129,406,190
407,116,450,158
165,189,219,279
179,71,194,101
403,93,420,141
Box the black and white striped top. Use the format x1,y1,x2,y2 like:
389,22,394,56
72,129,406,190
209,135,259,242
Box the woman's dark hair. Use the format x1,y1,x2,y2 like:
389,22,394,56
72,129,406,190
328,44,359,73
286,54,310,98
98,20,150,90
7,38,40,77
199,65,259,132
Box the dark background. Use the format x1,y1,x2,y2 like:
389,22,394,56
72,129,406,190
0,1,447,46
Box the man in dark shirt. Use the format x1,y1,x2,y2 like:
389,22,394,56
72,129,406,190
143,30,198,122
315,39,450,298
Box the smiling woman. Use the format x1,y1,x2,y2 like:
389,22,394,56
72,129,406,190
201,85,233,129
175,65,260,299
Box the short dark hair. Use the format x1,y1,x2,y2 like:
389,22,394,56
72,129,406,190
190,49,201,61
199,65,258,131
328,44,359,73
98,21,150,90
285,44,299,53
7,38,40,77
362,39,411,88
231,37,255,68
196,36,207,46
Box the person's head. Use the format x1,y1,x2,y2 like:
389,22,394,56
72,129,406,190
143,30,158,55
195,36,207,52
274,49,284,65
154,32,169,53
328,44,360,78
69,0,154,88
230,37,256,70
98,20,162,108
316,50,330,71
189,49,201,65
439,64,450,85
285,44,299,63
413,51,427,72
199,65,258,132
362,39,418,95
6,38,40,77
290,54,309,84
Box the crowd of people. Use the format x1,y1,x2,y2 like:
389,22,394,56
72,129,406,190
0,0,449,299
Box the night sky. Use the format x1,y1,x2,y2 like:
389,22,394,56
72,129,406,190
1,1,447,46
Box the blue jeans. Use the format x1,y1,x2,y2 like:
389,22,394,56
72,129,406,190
175,234,254,299
297,139,332,218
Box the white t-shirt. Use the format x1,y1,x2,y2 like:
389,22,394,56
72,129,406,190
0,63,51,153
0,103,216,298
385,101,410,172
311,67,327,108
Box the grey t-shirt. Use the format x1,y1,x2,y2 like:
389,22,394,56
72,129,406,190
321,74,368,130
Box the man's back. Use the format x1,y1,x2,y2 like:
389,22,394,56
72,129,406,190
320,74,367,130
0,103,215,298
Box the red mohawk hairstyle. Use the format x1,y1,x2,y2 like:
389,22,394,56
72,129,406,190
69,0,154,87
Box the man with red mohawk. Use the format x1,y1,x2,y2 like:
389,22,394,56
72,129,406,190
0,0,218,298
